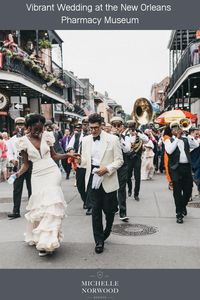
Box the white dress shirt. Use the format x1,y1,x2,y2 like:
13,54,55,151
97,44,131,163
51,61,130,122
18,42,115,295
128,132,149,144
67,132,84,150
91,134,103,166
7,135,18,161
164,136,188,163
187,135,199,152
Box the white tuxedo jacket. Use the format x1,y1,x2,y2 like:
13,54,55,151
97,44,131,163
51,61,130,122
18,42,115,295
81,130,123,193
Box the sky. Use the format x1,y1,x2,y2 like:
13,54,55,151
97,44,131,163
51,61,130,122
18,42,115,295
57,30,171,114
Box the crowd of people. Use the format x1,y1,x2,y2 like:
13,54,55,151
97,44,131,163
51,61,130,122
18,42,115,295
1,112,200,256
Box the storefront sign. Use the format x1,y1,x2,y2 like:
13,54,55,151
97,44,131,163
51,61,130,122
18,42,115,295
0,92,9,111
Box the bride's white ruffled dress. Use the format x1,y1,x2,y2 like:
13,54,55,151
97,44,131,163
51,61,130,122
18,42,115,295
16,131,66,252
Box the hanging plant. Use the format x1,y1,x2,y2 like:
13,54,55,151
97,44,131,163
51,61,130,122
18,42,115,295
32,64,41,74
38,38,52,49
54,79,65,89
23,58,34,68
46,73,54,81
13,53,24,61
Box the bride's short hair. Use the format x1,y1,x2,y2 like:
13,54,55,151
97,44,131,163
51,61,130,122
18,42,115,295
25,113,46,127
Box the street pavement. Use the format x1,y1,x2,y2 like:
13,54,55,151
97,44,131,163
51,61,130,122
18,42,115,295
0,172,200,269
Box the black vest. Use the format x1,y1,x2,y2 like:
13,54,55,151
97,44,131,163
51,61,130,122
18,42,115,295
73,132,81,153
168,137,191,170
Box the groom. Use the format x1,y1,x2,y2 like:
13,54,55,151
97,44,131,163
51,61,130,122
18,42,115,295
80,113,123,253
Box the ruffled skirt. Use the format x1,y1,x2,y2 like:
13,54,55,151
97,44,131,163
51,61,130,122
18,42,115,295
24,159,66,252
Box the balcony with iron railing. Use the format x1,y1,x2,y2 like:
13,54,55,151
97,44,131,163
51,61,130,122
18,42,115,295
0,46,65,97
170,40,200,89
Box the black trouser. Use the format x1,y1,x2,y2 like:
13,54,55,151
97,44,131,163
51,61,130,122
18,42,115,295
170,164,193,215
13,166,32,214
76,167,87,203
153,150,159,171
117,164,128,217
61,159,71,178
127,155,141,197
88,175,118,244
159,151,165,173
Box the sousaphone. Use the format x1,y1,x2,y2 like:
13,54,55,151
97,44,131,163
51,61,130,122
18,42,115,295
131,97,153,125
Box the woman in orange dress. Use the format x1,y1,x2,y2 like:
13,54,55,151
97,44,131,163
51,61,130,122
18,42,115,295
163,126,173,190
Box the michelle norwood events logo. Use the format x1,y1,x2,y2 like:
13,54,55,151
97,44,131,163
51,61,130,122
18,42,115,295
81,270,120,299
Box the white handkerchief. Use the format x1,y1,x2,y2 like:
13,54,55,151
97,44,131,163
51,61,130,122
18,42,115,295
92,168,104,189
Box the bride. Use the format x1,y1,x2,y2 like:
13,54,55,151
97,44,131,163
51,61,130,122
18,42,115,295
15,113,77,257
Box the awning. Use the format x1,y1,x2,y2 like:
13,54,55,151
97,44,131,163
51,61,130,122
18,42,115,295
54,111,83,119
0,71,65,104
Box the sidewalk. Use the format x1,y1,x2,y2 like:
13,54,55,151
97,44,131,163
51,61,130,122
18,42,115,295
0,173,200,268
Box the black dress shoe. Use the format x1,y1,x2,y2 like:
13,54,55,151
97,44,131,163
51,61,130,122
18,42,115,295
134,196,140,201
95,242,104,254
8,212,21,219
182,208,187,216
176,214,183,224
128,190,132,197
86,208,92,215
83,203,87,209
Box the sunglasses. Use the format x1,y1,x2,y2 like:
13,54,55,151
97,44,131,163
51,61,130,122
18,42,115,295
112,123,122,128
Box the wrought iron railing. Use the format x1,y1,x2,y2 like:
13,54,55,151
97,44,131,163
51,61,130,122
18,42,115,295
0,54,64,96
170,40,200,89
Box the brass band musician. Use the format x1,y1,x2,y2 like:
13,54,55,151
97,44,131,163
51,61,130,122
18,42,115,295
126,119,148,201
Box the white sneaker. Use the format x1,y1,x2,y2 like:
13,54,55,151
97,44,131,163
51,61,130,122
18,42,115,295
120,216,129,221
28,241,35,246
39,250,48,257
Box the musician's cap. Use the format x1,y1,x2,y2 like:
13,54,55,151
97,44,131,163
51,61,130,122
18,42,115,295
170,121,180,129
15,117,25,125
110,116,124,124
126,119,136,126
82,117,89,124
74,123,82,129
128,116,136,123
45,120,53,126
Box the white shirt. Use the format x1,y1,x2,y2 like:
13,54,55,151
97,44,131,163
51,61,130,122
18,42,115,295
7,135,18,161
164,136,188,163
120,135,131,153
67,132,83,150
128,132,149,144
187,135,199,152
91,133,104,166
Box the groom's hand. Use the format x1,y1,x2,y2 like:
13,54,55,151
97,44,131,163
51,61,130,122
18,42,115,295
96,166,108,176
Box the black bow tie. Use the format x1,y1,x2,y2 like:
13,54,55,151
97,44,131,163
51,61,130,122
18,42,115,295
93,135,100,142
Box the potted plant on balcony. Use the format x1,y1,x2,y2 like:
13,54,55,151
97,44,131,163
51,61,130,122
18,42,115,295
38,38,52,73
38,38,52,49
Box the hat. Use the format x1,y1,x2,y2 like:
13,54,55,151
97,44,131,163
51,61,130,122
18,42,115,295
170,121,180,129
45,120,53,126
82,117,89,124
126,119,136,126
74,123,82,129
110,116,124,124
15,117,25,124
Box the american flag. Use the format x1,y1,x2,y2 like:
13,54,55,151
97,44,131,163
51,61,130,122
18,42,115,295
83,107,90,116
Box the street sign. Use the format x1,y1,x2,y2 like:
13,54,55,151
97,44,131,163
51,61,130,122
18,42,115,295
14,103,23,110
9,104,20,119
